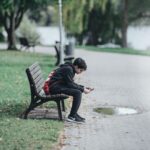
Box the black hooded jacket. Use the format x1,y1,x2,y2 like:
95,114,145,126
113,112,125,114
50,62,84,92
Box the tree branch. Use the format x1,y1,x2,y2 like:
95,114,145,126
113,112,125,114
15,8,25,29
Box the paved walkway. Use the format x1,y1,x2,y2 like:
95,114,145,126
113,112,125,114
60,49,150,150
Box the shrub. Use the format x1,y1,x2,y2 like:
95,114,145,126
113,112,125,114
17,15,41,44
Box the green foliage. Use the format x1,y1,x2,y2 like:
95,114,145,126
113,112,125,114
0,0,50,16
63,0,108,35
63,0,150,46
128,0,150,24
0,0,51,49
0,51,62,149
27,5,58,26
113,0,150,24
87,0,122,45
63,0,122,45
63,0,84,34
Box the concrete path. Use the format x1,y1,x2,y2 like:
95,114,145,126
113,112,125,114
60,49,150,150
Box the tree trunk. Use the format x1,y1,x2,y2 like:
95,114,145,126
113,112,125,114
7,12,17,50
121,0,128,48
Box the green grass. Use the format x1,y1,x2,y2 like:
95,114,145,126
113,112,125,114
77,45,150,56
0,50,63,150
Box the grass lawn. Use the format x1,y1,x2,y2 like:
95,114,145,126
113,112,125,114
77,45,150,56
0,50,63,150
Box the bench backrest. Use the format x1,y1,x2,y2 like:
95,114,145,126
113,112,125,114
26,62,45,97
19,37,29,46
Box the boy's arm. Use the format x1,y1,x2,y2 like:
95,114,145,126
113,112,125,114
63,67,84,92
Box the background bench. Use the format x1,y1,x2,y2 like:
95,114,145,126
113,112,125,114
24,62,69,120
54,41,74,66
19,37,35,51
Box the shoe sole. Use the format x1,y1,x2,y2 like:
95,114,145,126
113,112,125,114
66,118,85,124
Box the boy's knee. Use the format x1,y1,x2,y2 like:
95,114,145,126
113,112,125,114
74,90,82,97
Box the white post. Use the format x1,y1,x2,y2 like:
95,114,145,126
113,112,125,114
58,0,64,64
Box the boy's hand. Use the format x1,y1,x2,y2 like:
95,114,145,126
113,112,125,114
84,87,94,94
86,87,94,91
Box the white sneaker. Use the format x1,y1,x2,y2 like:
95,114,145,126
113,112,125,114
66,115,85,123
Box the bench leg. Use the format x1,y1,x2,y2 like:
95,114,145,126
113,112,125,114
61,99,65,112
23,103,34,119
56,101,63,120
24,108,31,119
54,46,60,66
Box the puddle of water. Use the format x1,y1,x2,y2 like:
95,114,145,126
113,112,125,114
94,107,138,115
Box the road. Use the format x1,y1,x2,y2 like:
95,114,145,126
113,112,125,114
61,49,150,150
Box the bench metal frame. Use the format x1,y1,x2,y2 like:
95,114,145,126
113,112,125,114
54,41,74,66
19,37,35,51
24,62,69,120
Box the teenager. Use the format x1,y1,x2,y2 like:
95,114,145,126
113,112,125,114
43,58,93,123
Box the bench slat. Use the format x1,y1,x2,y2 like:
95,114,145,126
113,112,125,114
35,78,44,90
28,63,45,94
36,85,43,94
34,75,44,85
32,72,43,82
30,66,41,75
29,64,41,73
29,62,39,70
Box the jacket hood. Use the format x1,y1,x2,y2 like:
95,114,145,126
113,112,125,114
60,62,75,73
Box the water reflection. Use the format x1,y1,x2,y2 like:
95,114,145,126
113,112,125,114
94,107,138,115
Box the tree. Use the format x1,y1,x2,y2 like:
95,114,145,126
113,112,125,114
63,0,150,47
87,0,122,45
63,0,108,44
116,0,150,47
27,6,57,26
0,0,49,50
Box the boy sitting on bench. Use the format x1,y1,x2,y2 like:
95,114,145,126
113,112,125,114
43,58,94,123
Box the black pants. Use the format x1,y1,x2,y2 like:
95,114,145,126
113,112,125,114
51,85,82,117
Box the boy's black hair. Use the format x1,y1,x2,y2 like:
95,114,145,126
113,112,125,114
73,58,87,70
